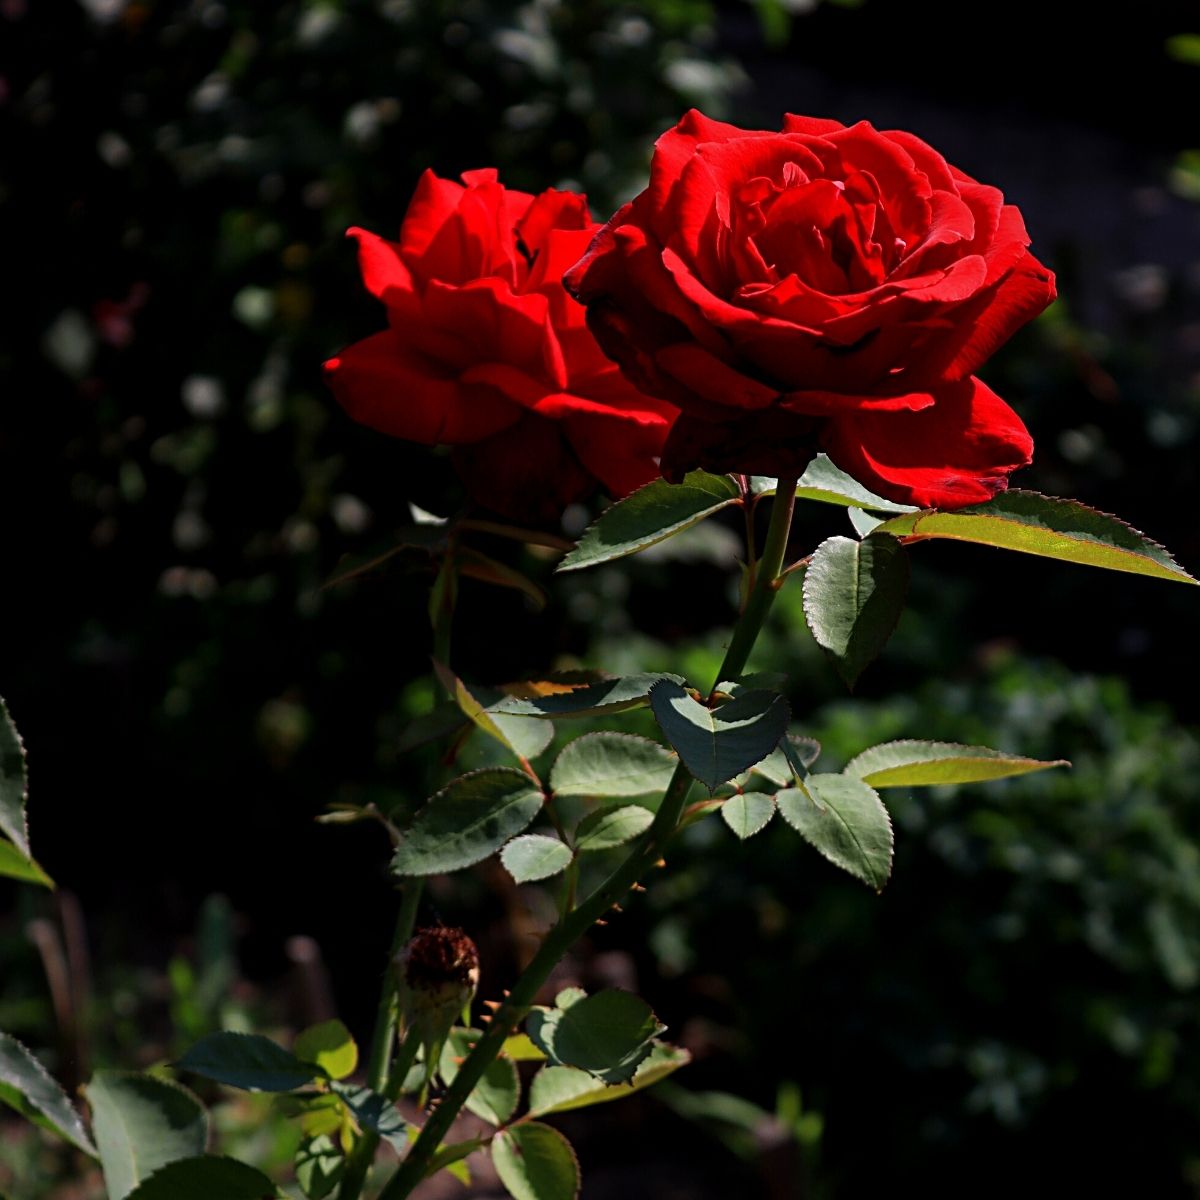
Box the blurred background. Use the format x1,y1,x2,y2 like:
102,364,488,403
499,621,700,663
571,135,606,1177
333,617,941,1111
4,0,1200,1195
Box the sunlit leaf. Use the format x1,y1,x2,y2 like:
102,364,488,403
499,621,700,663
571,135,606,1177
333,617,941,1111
492,1123,580,1200
527,1043,691,1117
558,472,740,572
392,768,545,877
776,775,893,891
549,732,675,798
844,740,1069,787
501,834,573,883
86,1072,208,1200
0,1033,95,1155
802,535,909,687
875,490,1196,585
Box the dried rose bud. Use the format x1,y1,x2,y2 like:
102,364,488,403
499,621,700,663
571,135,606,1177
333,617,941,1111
394,925,480,1080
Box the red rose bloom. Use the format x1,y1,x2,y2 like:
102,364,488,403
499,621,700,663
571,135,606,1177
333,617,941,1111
324,169,676,523
565,111,1057,508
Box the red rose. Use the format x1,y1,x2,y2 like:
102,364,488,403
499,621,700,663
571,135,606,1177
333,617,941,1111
565,111,1056,508
324,169,676,523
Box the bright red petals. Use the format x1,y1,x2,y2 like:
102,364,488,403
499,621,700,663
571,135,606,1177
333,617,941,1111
565,109,1055,508
820,376,1034,508
325,169,676,522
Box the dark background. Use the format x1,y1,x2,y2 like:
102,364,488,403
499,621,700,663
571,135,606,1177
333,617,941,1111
4,1,1200,1196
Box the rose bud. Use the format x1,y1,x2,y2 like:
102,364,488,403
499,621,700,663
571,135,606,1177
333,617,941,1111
566,110,1057,509
394,925,480,1088
324,169,677,525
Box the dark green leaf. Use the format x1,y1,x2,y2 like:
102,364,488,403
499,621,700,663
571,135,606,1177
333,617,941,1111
124,1155,282,1199
0,1032,96,1155
439,1029,520,1126
776,775,893,891
492,1123,580,1200
527,1043,691,1117
802,534,909,687
329,1083,408,1153
721,793,776,839
526,990,664,1085
295,1135,342,1199
177,1032,321,1092
550,733,675,799
649,681,789,792
875,490,1197,585
86,1072,208,1200
844,739,1069,787
501,835,573,884
574,804,654,852
392,768,544,877
558,472,739,572
0,697,30,857
488,673,684,719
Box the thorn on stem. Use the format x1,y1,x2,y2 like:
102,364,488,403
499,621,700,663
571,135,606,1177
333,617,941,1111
631,883,646,893
482,999,502,1011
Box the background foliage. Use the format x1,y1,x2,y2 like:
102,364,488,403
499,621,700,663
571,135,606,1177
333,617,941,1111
3,0,1200,1195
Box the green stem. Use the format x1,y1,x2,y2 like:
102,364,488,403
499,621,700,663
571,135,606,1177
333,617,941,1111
339,541,462,1200
378,480,798,1200
336,883,422,1200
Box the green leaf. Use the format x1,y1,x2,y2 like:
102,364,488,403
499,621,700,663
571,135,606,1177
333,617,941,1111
124,1155,283,1199
847,506,884,538
85,1072,208,1200
294,1020,357,1082
0,1032,96,1155
526,990,664,1085
721,793,776,839
177,1032,321,1092
527,1043,691,1117
574,804,654,852
649,681,789,792
0,840,53,887
845,739,1069,787
329,1083,408,1153
501,1034,546,1062
794,455,918,513
802,534,909,687
501,835,573,884
751,736,821,788
776,775,893,891
492,1123,580,1200
439,1029,520,1126
433,664,552,763
549,733,675,799
392,768,545,877
558,472,740,572
0,697,30,857
874,490,1197,585
425,1138,481,1183
295,1135,342,1199
1166,32,1200,64
488,673,684,719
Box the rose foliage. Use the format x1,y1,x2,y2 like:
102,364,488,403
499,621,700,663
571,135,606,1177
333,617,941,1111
566,110,1058,508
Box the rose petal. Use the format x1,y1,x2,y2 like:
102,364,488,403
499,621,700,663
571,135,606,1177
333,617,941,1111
655,343,779,410
452,412,592,522
347,227,416,309
324,329,520,445
820,375,1033,508
660,409,819,481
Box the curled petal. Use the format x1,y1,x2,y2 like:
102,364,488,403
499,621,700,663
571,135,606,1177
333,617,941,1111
324,330,520,445
820,375,1034,508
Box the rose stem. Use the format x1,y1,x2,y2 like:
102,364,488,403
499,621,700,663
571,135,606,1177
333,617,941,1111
336,540,461,1200
377,478,798,1200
